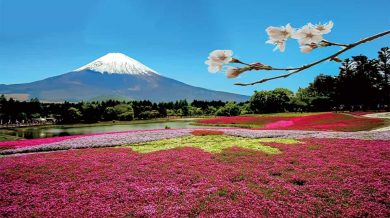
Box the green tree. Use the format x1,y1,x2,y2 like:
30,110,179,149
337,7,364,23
104,107,118,120
114,104,134,121
206,106,217,115
240,103,253,115
272,88,293,111
166,109,176,117
118,112,134,121
377,47,390,109
288,97,307,112
188,106,203,116
249,91,268,113
337,56,382,108
28,97,42,117
294,87,331,112
17,112,28,121
309,74,337,97
82,103,100,123
249,88,293,113
64,107,82,123
215,102,240,116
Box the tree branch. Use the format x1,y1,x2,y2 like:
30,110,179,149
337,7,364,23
235,30,390,86
321,40,349,47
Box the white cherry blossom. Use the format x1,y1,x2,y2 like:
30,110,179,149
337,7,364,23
309,21,333,35
300,45,314,53
208,50,233,64
292,25,323,45
205,50,233,73
266,39,286,52
205,60,222,73
265,24,294,52
266,24,294,41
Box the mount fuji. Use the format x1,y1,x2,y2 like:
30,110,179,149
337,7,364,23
0,53,249,102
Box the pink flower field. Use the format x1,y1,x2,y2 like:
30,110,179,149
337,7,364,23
198,112,386,131
1,135,389,217
0,135,81,150
1,1,389,217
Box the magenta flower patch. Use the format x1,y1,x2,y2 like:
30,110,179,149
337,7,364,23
265,120,294,128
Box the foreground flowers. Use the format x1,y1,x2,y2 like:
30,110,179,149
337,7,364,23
1,137,389,217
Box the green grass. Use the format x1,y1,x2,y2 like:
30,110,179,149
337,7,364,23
0,133,21,141
126,135,301,154
191,122,258,129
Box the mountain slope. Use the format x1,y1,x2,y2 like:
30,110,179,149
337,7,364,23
0,53,249,102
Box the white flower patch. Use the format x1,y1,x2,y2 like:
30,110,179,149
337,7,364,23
1,129,192,155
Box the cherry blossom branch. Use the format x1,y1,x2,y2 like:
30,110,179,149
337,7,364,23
321,40,349,47
234,29,390,86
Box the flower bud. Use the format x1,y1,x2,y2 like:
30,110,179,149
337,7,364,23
226,67,243,79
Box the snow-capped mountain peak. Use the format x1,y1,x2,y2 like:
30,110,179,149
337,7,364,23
75,53,158,75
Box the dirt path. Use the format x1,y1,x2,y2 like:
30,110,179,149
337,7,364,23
364,112,390,131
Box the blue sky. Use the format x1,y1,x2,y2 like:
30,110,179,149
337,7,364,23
0,0,389,96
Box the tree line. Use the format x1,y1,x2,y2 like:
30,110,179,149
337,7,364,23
0,97,244,124
0,47,388,124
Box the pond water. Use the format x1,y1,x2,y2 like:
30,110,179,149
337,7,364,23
1,121,198,139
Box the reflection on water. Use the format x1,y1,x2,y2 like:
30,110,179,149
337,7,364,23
1,121,196,139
